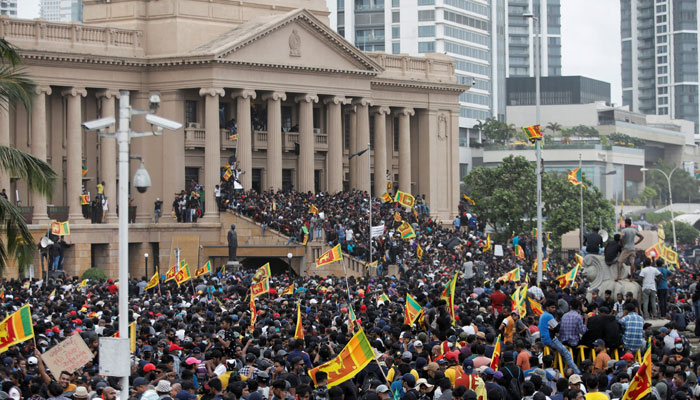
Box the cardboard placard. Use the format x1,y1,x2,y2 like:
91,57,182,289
494,245,504,257
41,334,94,377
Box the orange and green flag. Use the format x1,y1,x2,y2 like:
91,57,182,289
223,169,233,181
489,335,502,370
316,244,343,268
174,261,192,287
522,125,543,141
556,264,580,289
483,234,491,252
146,269,159,290
440,273,458,325
416,245,424,260
194,261,212,278
514,245,525,260
621,339,652,400
398,221,416,240
394,212,402,222
80,194,90,205
348,305,357,332
282,284,295,296
497,267,521,283
533,258,548,272
378,293,390,305
0,305,34,353
251,276,270,298
253,262,272,282
568,168,585,188
382,192,393,203
308,329,375,387
404,294,423,326
164,264,178,282
250,297,257,332
528,297,543,317
294,301,304,339
394,190,416,208
50,221,70,236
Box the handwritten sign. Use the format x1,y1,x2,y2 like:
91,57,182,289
41,334,94,378
494,245,504,257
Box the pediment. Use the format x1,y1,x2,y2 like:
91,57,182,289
190,9,382,74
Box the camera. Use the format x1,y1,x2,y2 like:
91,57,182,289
133,162,151,193
146,114,183,132
149,93,161,113
82,117,115,132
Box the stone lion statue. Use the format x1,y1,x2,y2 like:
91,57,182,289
582,254,641,302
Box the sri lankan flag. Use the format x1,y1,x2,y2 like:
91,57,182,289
223,169,233,181
497,267,521,283
0,305,34,353
146,269,159,290
378,293,390,305
522,125,543,141
251,276,270,298
164,264,178,282
398,221,416,240
316,244,343,267
81,165,88,177
309,204,319,215
394,190,416,208
483,234,491,252
79,279,88,288
463,194,475,205
512,285,527,318
556,264,580,289
348,305,357,332
250,297,257,332
416,245,424,260
253,263,272,282
112,321,137,353
404,294,423,326
308,329,374,388
174,262,192,287
194,261,212,278
645,243,663,260
441,273,458,325
574,253,584,267
489,335,502,370
514,245,525,260
662,245,679,267
382,192,393,203
568,168,585,188
394,211,402,222
528,297,543,317
80,194,90,205
533,258,548,272
294,301,304,339
622,339,652,400
282,284,294,295
229,134,238,141
48,288,55,301
366,261,378,269
51,221,70,236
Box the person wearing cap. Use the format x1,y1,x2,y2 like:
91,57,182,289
538,300,581,375
480,368,504,399
499,309,519,345
154,380,172,400
443,351,464,386
618,302,644,353
568,374,585,394
401,373,419,400
375,385,391,400
132,377,150,399
662,337,688,364
592,339,610,374
454,359,486,400
256,371,271,400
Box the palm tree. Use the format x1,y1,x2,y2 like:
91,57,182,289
0,39,56,273
546,122,562,136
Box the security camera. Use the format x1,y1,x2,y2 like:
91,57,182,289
149,93,161,113
145,114,183,131
82,117,115,131
133,162,151,193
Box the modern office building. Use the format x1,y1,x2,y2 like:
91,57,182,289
39,0,82,22
506,75,611,106
0,0,17,17
621,0,699,132
506,0,561,77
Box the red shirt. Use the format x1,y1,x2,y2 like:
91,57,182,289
490,291,507,314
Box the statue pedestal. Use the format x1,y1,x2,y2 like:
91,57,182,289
225,261,239,273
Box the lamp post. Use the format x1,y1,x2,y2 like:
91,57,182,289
641,167,679,249
524,11,543,284
144,253,149,279
82,91,182,398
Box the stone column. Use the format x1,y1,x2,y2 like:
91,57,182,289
160,90,185,214
31,86,52,224
324,96,346,193
199,87,225,219
295,93,318,192
262,91,286,191
353,98,371,193
372,106,390,196
232,89,256,190
0,100,9,193
397,107,414,193
347,105,357,189
96,89,119,222
62,87,87,221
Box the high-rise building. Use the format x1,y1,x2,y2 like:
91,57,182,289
40,0,82,22
0,0,17,17
506,0,561,77
621,0,699,132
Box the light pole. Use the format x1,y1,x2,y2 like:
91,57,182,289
524,11,543,284
144,253,149,279
82,91,182,398
641,167,679,249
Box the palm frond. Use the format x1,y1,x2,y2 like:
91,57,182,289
0,66,36,112
0,195,36,274
0,39,23,67
0,146,56,197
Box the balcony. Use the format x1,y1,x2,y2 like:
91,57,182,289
185,127,327,151
184,125,238,149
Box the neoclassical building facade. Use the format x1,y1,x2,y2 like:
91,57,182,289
1,0,466,278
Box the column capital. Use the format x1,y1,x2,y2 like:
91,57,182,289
294,93,319,103
371,106,391,116
96,89,120,100
61,87,87,97
199,87,226,98
261,91,286,102
231,89,257,100
352,97,373,107
323,96,348,105
344,104,357,114
395,107,415,117
35,86,52,96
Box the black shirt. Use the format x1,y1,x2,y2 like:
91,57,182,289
604,241,622,265
584,232,604,253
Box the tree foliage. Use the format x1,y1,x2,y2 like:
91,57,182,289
661,221,699,246
479,117,517,144
645,160,699,205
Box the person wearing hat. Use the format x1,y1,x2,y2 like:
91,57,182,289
375,385,391,400
499,309,519,345
132,377,150,399
401,373,419,400
568,374,585,394
443,351,464,386
454,359,486,400
480,368,505,399
592,339,610,374
415,378,434,397
256,371,270,400
155,380,172,400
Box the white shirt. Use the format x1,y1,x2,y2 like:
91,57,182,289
639,266,661,290
214,363,227,376
528,286,545,300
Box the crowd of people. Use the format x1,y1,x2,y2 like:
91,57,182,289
3,189,700,400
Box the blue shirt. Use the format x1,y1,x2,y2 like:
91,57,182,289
619,312,645,352
538,311,555,345
657,267,672,290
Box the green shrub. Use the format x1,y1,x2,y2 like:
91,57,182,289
81,268,108,282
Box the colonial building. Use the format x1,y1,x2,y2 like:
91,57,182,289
1,0,465,279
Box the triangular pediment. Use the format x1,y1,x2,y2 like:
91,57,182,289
190,9,382,74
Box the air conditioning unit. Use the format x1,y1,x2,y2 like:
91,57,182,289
313,128,321,134
187,122,201,129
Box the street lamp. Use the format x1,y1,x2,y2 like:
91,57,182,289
82,91,182,398
641,167,678,249
144,253,149,278
524,11,544,284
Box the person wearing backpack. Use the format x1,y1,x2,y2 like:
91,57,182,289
500,351,523,400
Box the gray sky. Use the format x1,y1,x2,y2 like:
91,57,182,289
18,0,622,104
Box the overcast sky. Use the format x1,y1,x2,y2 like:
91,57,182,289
18,0,623,104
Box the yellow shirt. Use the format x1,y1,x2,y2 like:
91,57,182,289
97,183,104,194
585,392,609,400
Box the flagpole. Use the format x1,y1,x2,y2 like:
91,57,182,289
367,142,372,278
579,153,584,250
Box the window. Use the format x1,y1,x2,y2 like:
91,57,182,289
659,107,668,114
418,0,435,4
658,87,668,94
393,117,399,151
392,42,400,54
658,65,668,74
443,0,489,16
658,76,668,84
443,10,489,30
459,163,469,179
444,41,489,61
392,26,400,38
418,41,435,53
657,45,667,54
658,96,668,105
444,25,489,46
418,10,435,21
657,15,667,23
656,4,666,12
418,25,435,37
392,0,399,6
185,167,200,188
185,100,197,125
392,11,400,22
657,25,667,33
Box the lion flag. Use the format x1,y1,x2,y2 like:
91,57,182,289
251,277,270,298
394,190,415,208
146,270,159,290
0,305,34,353
294,301,304,340
621,339,652,400
308,329,374,388
316,245,343,268
441,273,458,325
404,294,423,326
174,262,192,287
253,263,271,282
51,221,70,236
194,261,212,278
164,264,178,282
490,335,502,370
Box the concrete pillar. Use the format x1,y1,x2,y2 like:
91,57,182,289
353,98,371,194
96,90,119,223
295,93,318,192
62,87,87,221
397,107,414,193
232,89,256,190
199,87,225,219
324,96,346,193
160,90,185,215
372,106,390,197
347,106,357,189
0,100,8,193
31,86,52,224
263,91,286,191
